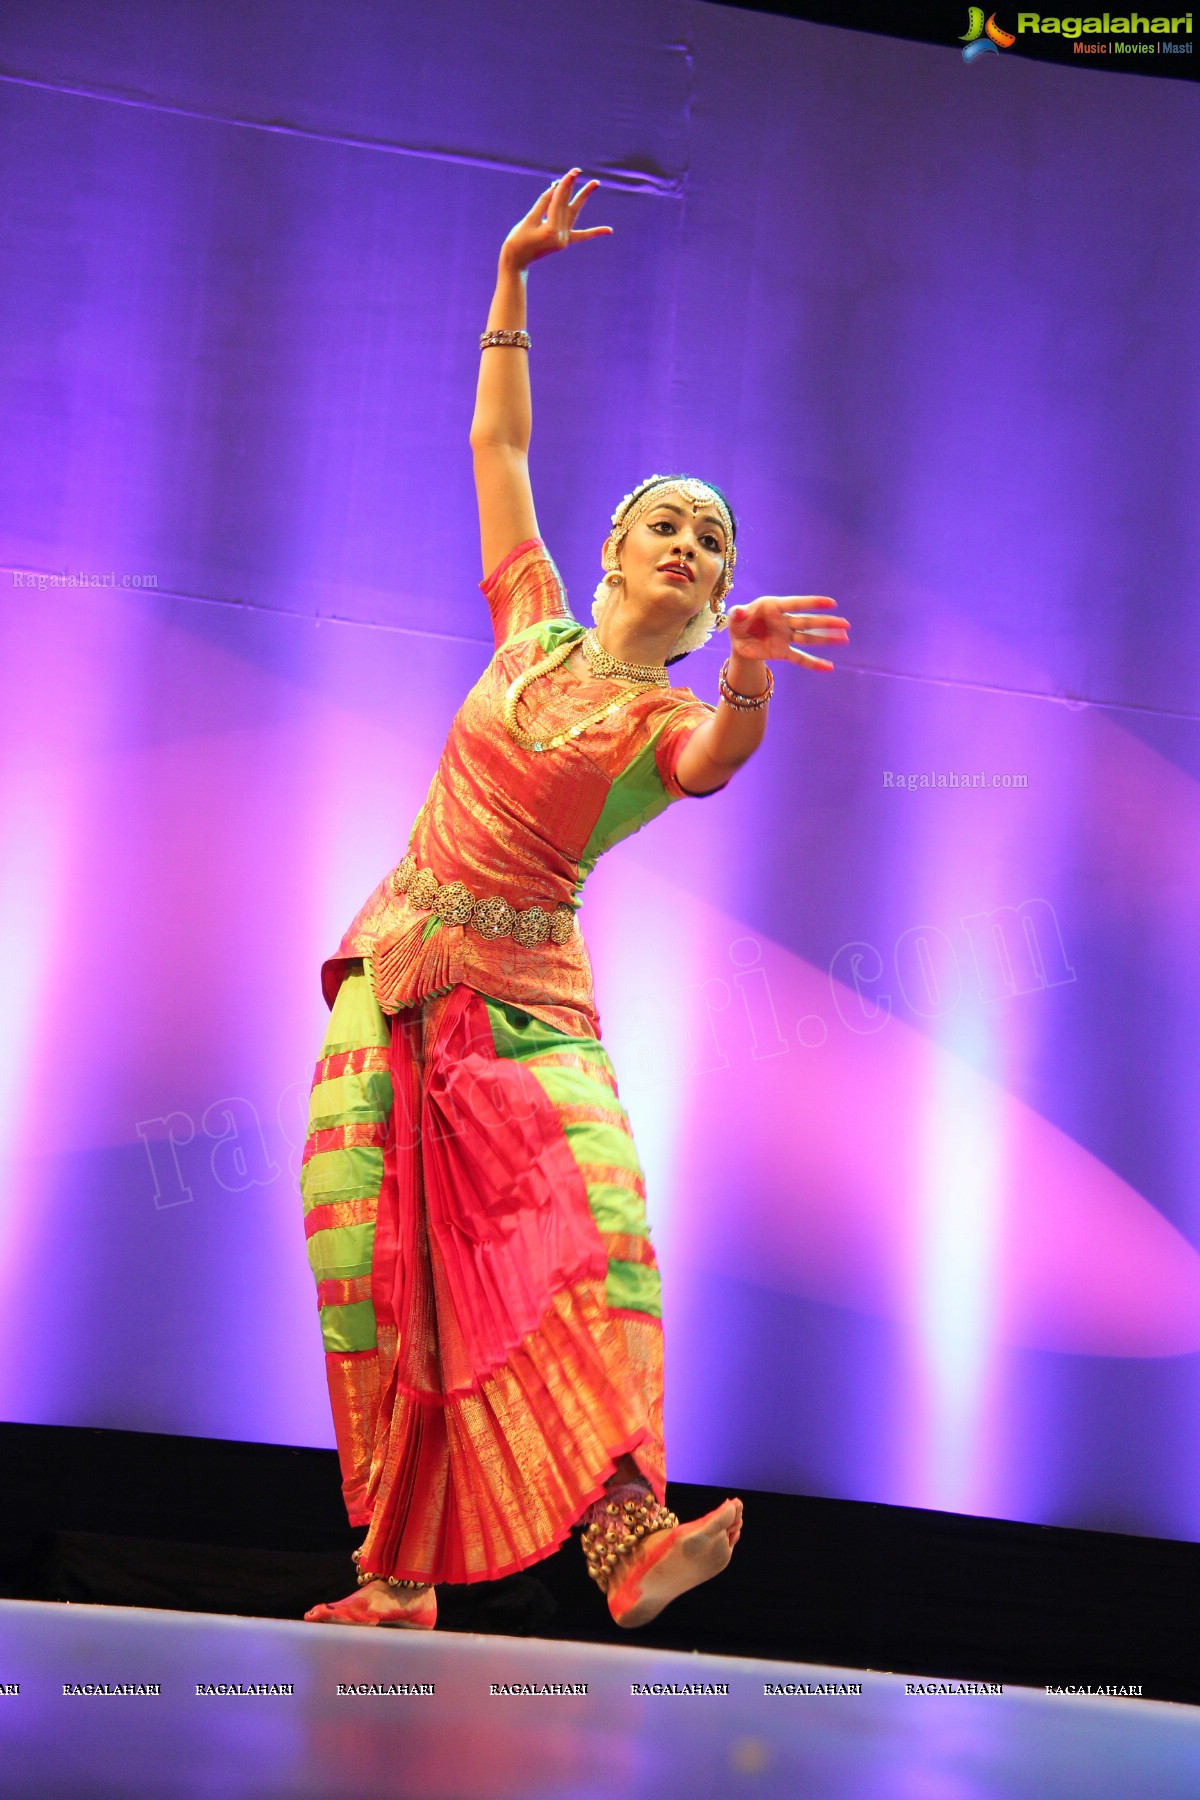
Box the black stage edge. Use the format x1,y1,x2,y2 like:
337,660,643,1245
3,1423,1198,1704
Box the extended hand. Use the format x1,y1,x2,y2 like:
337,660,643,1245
500,169,613,272
726,596,850,672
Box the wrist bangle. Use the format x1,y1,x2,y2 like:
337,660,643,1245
719,659,773,710
480,328,531,350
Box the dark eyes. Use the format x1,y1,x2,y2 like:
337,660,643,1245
650,518,723,555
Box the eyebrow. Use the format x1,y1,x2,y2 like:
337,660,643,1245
650,501,726,540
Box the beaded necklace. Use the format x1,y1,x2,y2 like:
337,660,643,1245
503,630,669,754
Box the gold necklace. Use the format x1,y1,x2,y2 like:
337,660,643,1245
503,638,653,753
580,629,670,687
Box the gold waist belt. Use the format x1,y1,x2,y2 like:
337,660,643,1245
389,853,578,947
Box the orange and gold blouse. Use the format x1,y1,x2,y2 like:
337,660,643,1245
321,538,727,1040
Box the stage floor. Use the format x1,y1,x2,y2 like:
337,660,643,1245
1,1599,1198,1798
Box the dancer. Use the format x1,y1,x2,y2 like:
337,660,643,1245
301,170,849,1630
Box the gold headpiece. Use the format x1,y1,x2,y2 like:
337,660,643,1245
601,475,737,607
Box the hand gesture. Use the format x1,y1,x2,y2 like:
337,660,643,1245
499,169,612,273
726,596,850,673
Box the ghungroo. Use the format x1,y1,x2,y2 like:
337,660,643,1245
352,1547,427,1590
580,1496,680,1593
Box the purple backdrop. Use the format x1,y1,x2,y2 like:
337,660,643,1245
1,0,1198,1542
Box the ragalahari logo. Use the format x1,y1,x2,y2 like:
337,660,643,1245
961,8,1018,57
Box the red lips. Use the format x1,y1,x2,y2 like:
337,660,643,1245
658,562,694,582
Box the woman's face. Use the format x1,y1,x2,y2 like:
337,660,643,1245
615,493,727,619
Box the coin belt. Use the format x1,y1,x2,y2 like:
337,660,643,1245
388,853,577,947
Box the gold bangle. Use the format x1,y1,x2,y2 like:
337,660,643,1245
718,659,773,710
480,328,531,350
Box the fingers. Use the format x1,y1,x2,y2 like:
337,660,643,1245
785,645,836,672
524,170,613,250
521,182,556,224
759,595,839,609
547,167,580,230
568,179,607,229
568,178,601,216
778,600,850,633
758,596,850,629
568,179,612,242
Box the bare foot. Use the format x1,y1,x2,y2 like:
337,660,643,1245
303,1579,437,1629
608,1498,743,1630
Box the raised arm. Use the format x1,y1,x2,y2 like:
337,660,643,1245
469,169,611,579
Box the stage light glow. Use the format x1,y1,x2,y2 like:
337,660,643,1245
909,1015,1005,1513
0,774,63,1342
580,853,696,1273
